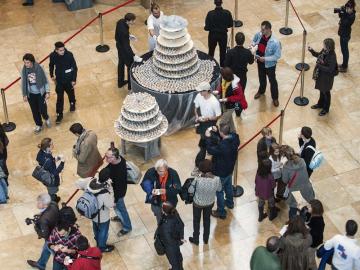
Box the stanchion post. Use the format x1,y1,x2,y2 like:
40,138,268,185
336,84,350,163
295,30,309,71
294,67,309,106
232,155,244,198
279,110,285,145
1,88,16,132
96,13,110,53
279,0,293,35
230,0,243,49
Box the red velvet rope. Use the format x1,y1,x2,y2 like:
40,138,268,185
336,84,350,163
288,0,306,31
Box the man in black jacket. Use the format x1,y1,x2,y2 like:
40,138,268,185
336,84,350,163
298,126,316,177
115,13,142,90
27,193,59,270
224,32,254,90
204,0,233,67
49,42,77,124
141,159,181,223
206,123,240,219
337,0,356,73
105,146,132,236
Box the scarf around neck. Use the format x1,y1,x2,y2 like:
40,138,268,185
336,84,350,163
74,130,89,157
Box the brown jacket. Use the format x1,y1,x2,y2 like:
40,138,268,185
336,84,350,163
74,130,102,178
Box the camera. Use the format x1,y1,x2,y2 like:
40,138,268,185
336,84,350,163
334,6,345,13
25,215,39,225
208,126,221,145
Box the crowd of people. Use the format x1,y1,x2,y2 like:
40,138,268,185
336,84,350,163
2,0,358,269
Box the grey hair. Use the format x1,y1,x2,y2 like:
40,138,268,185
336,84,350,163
37,193,51,205
154,159,168,170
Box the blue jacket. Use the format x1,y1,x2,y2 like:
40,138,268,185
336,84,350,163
252,32,281,68
36,150,64,187
206,133,240,177
140,167,181,207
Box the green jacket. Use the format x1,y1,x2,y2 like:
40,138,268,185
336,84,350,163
250,246,281,270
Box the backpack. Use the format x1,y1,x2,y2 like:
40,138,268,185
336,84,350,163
306,145,324,170
76,189,107,219
180,178,195,204
126,161,142,184
59,205,77,226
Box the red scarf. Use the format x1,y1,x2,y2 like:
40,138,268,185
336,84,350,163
159,170,168,202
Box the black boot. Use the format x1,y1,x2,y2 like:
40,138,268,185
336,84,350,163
269,207,278,221
258,206,268,222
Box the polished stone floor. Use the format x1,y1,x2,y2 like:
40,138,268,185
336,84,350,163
0,0,359,269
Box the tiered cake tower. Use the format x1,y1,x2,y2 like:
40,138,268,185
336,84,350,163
114,93,168,143
152,15,199,79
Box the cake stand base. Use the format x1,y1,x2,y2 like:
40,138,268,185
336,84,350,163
120,137,161,161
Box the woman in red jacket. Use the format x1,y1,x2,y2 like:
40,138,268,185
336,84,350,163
216,67,248,132
65,236,102,270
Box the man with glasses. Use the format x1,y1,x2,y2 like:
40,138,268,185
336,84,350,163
49,42,78,124
105,145,132,236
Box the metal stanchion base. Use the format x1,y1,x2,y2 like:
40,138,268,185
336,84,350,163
294,96,309,106
234,20,243,28
96,44,110,53
279,27,293,35
295,63,310,71
2,122,16,132
233,185,244,198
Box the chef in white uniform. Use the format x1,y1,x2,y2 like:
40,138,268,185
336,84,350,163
147,3,164,51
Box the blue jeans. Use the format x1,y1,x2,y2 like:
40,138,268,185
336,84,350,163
37,240,51,269
289,207,298,220
115,197,132,232
216,174,234,216
92,220,110,251
0,178,8,203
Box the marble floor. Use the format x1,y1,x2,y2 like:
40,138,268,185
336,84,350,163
0,0,359,269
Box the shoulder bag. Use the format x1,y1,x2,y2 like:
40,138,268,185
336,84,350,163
32,159,56,187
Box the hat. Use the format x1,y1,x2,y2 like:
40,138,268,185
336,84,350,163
87,177,107,193
195,81,211,92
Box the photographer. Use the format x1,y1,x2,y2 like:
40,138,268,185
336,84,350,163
205,123,240,219
336,0,356,73
27,193,59,270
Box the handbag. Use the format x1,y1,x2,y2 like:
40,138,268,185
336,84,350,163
283,172,298,199
32,159,56,187
153,227,166,256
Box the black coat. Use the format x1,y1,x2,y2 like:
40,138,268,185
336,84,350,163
141,167,181,207
310,49,337,93
204,7,233,34
158,213,184,270
308,215,325,248
224,46,254,76
206,133,240,177
338,10,356,39
36,150,64,187
34,202,59,239
115,19,135,65
299,138,316,176
106,157,127,202
257,136,276,160
49,49,77,83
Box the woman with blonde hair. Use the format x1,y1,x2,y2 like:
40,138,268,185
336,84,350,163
281,145,315,220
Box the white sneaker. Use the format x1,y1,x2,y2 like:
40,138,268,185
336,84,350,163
34,126,42,134
45,118,51,128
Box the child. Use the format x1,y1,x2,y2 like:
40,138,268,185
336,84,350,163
269,143,286,201
255,159,277,222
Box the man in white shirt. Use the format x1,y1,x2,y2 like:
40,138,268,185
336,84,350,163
193,81,221,171
324,220,360,270
147,3,163,51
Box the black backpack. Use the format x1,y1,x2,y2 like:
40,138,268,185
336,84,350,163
180,178,195,204
59,204,77,226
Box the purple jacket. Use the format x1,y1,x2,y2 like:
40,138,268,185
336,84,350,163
255,173,276,200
